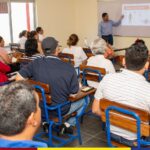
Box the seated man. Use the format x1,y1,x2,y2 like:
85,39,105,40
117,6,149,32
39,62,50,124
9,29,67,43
16,37,86,134
92,43,150,146
87,38,115,88
0,81,47,148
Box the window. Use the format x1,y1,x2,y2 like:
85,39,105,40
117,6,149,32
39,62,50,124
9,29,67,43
0,0,36,44
0,2,11,44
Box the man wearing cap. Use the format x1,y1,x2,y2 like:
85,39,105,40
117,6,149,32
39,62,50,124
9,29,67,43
87,38,115,88
16,37,86,134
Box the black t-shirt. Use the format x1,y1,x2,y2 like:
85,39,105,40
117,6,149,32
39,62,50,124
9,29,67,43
19,56,79,115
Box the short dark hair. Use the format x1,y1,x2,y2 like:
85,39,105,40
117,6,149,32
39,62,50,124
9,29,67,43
134,39,145,45
102,13,108,18
25,39,38,56
36,27,43,33
19,30,28,38
0,81,36,136
67,34,79,47
28,31,37,39
125,43,148,71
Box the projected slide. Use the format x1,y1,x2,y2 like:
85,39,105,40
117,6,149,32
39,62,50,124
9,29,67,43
122,3,150,26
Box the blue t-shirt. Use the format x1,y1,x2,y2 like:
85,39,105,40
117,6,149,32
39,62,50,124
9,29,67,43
19,56,79,115
0,138,47,148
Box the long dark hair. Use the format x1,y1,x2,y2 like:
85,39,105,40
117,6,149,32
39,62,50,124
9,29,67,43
19,30,28,38
67,34,79,47
27,31,38,39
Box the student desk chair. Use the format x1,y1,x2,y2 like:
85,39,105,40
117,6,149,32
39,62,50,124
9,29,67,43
100,99,150,148
28,80,96,147
82,48,94,58
80,65,106,86
79,65,106,124
58,53,75,66
9,43,20,51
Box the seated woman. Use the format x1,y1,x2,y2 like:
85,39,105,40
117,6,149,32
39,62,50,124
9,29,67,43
25,38,43,59
62,34,87,68
28,31,44,55
0,36,12,64
0,60,11,84
87,38,116,88
18,30,28,49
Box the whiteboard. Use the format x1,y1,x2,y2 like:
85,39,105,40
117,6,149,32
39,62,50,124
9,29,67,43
97,0,150,37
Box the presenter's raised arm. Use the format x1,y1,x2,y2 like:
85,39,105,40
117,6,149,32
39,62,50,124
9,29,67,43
112,15,124,27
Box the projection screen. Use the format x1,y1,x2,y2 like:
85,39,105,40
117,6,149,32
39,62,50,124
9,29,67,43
98,0,150,37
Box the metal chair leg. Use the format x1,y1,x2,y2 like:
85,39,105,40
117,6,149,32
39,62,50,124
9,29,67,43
48,121,54,147
76,118,82,145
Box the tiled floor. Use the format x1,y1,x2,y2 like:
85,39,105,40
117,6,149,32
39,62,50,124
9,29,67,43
36,114,108,147
66,115,107,147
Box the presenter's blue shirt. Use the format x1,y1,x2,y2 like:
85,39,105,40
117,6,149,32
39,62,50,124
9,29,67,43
0,138,47,148
98,19,121,37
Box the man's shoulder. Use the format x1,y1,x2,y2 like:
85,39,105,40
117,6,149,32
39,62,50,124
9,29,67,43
103,72,120,81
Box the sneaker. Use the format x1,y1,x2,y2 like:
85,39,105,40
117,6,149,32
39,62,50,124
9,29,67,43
60,124,74,135
42,122,49,133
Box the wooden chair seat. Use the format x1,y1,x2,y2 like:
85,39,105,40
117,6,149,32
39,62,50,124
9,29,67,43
100,99,150,147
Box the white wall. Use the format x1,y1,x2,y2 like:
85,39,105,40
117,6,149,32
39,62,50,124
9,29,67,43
36,0,75,47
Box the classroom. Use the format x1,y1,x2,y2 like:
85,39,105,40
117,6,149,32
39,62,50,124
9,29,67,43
0,0,150,148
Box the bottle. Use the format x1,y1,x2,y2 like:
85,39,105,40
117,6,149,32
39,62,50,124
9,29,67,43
84,37,89,48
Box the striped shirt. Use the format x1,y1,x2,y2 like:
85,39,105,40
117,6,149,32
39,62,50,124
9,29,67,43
95,69,150,140
23,54,43,61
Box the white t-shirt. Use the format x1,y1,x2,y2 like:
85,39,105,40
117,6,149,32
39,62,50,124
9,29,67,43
39,34,44,42
87,55,115,88
94,69,150,140
18,36,27,49
62,46,87,68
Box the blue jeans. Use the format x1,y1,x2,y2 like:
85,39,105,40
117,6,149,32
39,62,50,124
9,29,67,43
111,133,137,147
66,98,89,126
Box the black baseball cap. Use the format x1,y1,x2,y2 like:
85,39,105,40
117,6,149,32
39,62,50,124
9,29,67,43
42,37,58,54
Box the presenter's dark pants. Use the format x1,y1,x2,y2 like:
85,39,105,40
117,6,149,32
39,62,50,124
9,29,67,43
102,34,113,45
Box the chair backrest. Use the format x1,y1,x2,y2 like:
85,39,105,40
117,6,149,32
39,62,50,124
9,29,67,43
58,53,75,66
80,65,106,83
100,99,150,137
9,43,20,51
18,57,33,63
28,80,51,105
83,48,94,58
